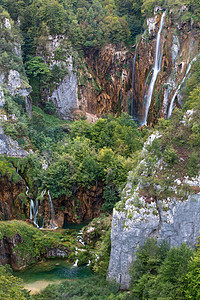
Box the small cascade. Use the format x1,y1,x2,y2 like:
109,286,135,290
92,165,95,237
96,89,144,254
77,230,85,246
167,55,199,118
48,190,57,229
26,186,29,196
142,11,166,125
30,199,39,228
131,44,138,118
72,230,86,267
73,247,79,267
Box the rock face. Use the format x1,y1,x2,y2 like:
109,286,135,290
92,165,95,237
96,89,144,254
36,34,78,120
0,15,32,115
0,176,26,221
39,184,104,227
78,44,132,117
49,57,78,120
0,233,25,270
108,193,200,289
0,124,28,157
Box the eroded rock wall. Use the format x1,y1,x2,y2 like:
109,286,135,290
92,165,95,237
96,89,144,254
0,176,26,221
38,184,104,228
78,44,133,116
133,11,200,124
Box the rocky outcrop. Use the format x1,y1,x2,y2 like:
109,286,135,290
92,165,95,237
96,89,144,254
108,193,200,289
46,247,68,258
0,233,25,270
108,129,200,289
0,124,28,157
36,35,133,120
49,58,78,120
36,34,78,120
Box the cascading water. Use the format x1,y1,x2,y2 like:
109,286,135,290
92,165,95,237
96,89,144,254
48,190,57,229
142,11,166,125
27,186,39,228
30,199,39,228
167,55,199,118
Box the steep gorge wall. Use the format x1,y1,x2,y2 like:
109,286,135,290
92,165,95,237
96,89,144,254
37,38,133,120
78,44,133,117
107,130,200,288
133,10,200,124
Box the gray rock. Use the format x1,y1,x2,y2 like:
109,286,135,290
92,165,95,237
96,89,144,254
0,125,28,157
50,70,77,120
107,193,200,289
47,247,68,258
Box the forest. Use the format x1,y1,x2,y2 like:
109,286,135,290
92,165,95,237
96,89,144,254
0,0,200,298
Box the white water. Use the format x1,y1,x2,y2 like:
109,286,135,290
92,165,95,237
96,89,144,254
167,55,199,118
142,11,166,125
30,199,39,228
48,190,57,229
26,186,29,196
77,230,85,246
73,230,86,267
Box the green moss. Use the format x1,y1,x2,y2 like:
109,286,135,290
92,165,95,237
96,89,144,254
0,158,22,183
0,221,74,267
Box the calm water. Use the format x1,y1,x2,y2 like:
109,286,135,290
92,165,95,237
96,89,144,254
14,259,92,294
63,221,90,231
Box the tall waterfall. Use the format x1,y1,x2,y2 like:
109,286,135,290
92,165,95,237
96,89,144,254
167,55,199,118
48,190,57,229
131,44,138,118
142,11,166,125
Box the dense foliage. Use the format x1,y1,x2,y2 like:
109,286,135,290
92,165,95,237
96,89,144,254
2,103,143,214
32,275,121,300
0,0,143,51
128,238,200,300
0,265,30,300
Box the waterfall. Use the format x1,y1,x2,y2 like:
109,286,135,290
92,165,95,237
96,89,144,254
131,44,138,118
27,186,39,228
26,186,29,196
142,11,166,125
30,199,39,228
48,190,57,229
167,55,199,118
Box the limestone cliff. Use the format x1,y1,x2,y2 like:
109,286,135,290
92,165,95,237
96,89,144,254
108,128,200,289
36,34,78,120
0,12,31,115
36,36,133,121
108,193,200,289
78,44,132,117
